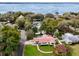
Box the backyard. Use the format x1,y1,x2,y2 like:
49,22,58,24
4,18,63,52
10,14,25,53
24,44,79,56
24,45,54,56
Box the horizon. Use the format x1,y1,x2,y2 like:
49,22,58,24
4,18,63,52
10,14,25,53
0,3,79,14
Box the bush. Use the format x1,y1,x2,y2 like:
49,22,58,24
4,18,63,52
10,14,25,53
53,44,72,56
32,27,38,33
26,29,34,40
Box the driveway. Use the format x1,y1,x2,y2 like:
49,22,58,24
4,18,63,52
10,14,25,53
17,30,26,56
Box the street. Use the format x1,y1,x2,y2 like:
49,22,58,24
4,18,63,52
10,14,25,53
17,30,26,56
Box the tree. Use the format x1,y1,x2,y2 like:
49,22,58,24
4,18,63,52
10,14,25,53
24,19,32,31
55,12,59,15
54,29,60,37
63,12,71,20
15,15,25,29
45,13,54,18
31,14,44,21
0,12,16,23
70,19,79,28
40,18,59,34
58,20,73,33
5,11,15,23
26,29,34,40
58,19,79,34
14,11,23,18
0,25,20,56
22,12,34,16
0,23,4,31
32,26,38,34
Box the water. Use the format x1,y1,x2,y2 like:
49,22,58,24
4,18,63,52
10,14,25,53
0,3,79,14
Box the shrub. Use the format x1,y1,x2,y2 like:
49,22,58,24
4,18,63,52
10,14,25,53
32,27,38,33
53,44,72,56
26,29,34,40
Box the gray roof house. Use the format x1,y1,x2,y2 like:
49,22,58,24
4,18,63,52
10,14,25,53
62,33,79,44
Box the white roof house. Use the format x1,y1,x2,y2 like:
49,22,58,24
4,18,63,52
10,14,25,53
62,33,79,44
32,20,41,30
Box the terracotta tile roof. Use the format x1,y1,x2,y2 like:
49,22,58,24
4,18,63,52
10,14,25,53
33,35,56,43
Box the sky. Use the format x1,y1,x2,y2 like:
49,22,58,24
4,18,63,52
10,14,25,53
0,3,79,14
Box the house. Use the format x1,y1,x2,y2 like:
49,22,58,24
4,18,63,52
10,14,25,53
32,19,42,35
32,20,41,30
32,34,56,45
62,33,79,44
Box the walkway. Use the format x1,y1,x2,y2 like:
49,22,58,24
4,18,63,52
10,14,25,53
56,38,62,44
17,44,24,56
20,30,27,44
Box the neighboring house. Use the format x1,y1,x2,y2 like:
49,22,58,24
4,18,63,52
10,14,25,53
32,35,56,45
32,19,41,30
32,19,42,35
62,33,79,44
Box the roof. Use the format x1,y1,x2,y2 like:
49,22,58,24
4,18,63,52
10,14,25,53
32,35,56,43
62,33,79,43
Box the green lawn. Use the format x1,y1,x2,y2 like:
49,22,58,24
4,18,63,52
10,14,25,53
24,45,54,56
24,44,79,56
70,44,79,56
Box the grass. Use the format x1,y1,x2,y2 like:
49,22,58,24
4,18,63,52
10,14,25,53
24,44,79,56
24,45,53,56
70,44,79,56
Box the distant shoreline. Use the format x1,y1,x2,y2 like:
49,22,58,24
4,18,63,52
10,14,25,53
0,2,79,4
0,3,79,14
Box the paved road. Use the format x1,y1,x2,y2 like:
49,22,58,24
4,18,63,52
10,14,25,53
17,44,24,56
17,30,26,56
